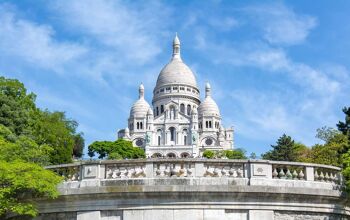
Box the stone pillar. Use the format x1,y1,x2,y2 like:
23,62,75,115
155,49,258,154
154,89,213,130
195,162,204,177
305,166,314,181
77,211,100,220
249,210,274,220
145,161,154,178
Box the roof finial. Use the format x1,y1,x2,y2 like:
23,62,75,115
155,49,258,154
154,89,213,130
205,82,211,98
139,83,144,99
172,33,181,60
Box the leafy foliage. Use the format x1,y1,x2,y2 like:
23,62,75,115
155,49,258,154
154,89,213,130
0,76,85,164
0,77,36,136
0,161,62,218
262,134,298,161
0,131,53,166
202,149,215,159
88,139,145,159
73,133,85,158
31,110,77,164
224,149,247,159
337,107,350,153
202,149,247,159
337,107,350,193
0,76,85,218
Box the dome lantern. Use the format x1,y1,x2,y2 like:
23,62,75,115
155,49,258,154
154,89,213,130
172,33,181,60
205,82,211,98
139,83,145,99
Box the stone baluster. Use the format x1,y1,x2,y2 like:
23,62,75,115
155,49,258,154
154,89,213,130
278,168,286,179
298,170,305,180
272,168,278,179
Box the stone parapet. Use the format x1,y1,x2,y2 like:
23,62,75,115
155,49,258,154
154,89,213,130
38,159,348,220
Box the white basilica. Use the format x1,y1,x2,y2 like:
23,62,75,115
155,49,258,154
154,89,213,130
118,35,234,158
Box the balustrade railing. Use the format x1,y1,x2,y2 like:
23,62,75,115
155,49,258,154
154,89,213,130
46,159,343,188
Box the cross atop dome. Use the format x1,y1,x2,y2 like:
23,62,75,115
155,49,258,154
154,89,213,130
172,33,181,60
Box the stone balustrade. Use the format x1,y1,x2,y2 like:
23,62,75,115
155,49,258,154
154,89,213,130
41,159,348,220
45,159,343,187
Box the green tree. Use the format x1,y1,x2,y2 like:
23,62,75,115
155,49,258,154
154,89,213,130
224,149,247,159
300,127,348,167
73,133,84,158
202,149,215,159
337,107,350,153
249,152,257,159
316,126,341,143
0,77,36,136
88,139,145,159
262,134,298,161
0,161,62,219
337,107,350,192
31,110,78,164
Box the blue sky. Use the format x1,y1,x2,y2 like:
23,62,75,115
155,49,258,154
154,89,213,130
1,0,349,157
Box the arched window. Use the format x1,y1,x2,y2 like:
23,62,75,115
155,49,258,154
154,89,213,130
152,153,162,158
137,122,139,129
140,122,143,129
156,107,159,116
183,129,188,145
187,104,191,115
180,152,189,158
206,121,208,128
180,103,185,113
167,153,176,158
169,127,175,141
157,129,162,146
170,106,175,119
209,121,212,128
161,105,164,113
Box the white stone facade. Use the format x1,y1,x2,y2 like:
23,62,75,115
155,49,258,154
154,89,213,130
117,35,234,158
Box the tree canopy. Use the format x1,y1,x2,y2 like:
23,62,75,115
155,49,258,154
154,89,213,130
261,134,298,161
0,161,62,219
0,76,85,164
202,149,247,159
0,76,85,219
88,139,145,160
337,107,350,192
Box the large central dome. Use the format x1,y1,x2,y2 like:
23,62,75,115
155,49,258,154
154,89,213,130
155,59,198,89
154,34,199,92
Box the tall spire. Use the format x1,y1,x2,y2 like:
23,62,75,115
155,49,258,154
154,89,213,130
139,83,144,99
205,82,211,98
172,32,181,60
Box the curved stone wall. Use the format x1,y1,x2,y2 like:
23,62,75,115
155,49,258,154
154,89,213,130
35,159,349,220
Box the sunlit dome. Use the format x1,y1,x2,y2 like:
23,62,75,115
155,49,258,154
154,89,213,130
154,34,198,90
198,82,221,117
130,83,151,118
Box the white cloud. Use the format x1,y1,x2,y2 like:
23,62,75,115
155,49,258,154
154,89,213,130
51,0,170,63
209,17,239,31
246,3,317,45
0,4,87,70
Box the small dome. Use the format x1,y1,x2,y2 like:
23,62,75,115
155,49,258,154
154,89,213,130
130,98,150,118
198,82,220,117
130,83,150,118
147,108,153,115
198,96,220,117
